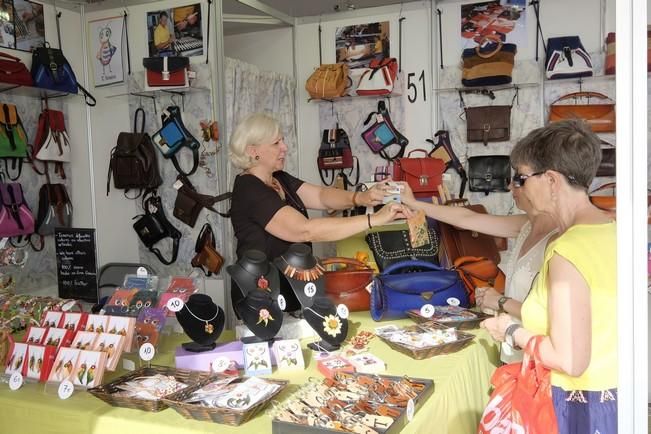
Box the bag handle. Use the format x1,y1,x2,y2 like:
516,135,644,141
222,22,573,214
406,149,429,158
133,108,145,134
321,257,372,271
453,256,488,268
589,182,616,195
474,36,503,59
551,91,614,105
0,51,22,62
381,259,447,275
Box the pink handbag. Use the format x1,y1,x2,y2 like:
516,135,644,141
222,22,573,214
0,182,34,238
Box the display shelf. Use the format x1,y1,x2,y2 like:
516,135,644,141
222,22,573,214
308,91,402,102
0,83,73,99
433,82,539,93
544,74,615,86
106,86,211,111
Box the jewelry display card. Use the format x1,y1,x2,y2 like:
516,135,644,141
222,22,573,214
136,307,166,332
24,326,47,345
5,342,28,376
316,356,356,379
127,290,159,318
92,333,125,371
243,342,272,376
42,328,74,350
61,312,89,333
48,347,81,383
84,314,109,333
40,311,63,328
72,350,107,388
135,323,160,348
25,344,56,382
272,339,304,371
106,288,139,310
346,352,386,374
106,316,136,352
71,331,99,351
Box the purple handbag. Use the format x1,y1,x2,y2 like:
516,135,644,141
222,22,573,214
0,182,34,238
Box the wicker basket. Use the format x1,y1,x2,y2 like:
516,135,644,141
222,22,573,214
406,308,492,330
378,323,475,360
162,376,288,426
88,365,210,412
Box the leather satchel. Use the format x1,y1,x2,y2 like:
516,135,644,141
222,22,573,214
467,155,510,194
370,260,469,321
133,194,181,265
465,105,511,145
143,56,189,88
365,228,439,272
173,175,231,227
393,150,445,198
361,100,408,161
548,91,616,133
0,52,33,86
191,223,224,276
322,257,373,312
151,106,200,176
305,63,349,100
438,204,505,267
454,256,505,306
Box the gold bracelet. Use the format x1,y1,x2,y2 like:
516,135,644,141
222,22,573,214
352,191,360,207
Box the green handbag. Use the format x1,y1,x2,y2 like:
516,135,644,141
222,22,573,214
0,103,28,180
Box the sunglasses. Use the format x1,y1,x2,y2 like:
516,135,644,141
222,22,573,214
510,171,545,188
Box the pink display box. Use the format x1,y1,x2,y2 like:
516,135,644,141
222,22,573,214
175,340,277,372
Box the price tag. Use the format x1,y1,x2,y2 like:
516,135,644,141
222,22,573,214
420,304,435,318
406,398,415,421
58,380,74,400
166,297,184,312
277,295,286,311
136,267,148,277
61,300,76,312
8,372,23,390
211,357,230,373
139,343,155,361
172,180,183,190
336,304,349,319
304,282,317,298
446,297,461,307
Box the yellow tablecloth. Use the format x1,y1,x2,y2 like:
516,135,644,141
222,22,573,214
0,313,499,434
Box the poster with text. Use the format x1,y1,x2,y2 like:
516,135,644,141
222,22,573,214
88,16,124,87
460,0,527,49
146,3,203,58
13,0,44,51
335,21,389,69
0,0,15,49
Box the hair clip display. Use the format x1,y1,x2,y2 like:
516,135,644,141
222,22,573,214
243,342,272,376
273,339,305,371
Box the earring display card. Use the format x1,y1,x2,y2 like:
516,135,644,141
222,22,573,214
24,326,47,345
72,350,107,388
5,342,28,376
346,352,386,374
92,333,125,371
137,307,167,332
243,342,272,376
40,311,64,328
42,328,75,350
48,348,81,383
135,323,160,349
316,356,356,379
272,339,304,371
105,288,139,315
61,312,89,333
71,331,99,351
26,345,57,382
106,316,136,352
84,314,109,333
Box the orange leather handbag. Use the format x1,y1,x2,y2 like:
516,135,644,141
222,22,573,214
393,150,445,198
454,256,505,306
322,257,373,312
589,182,651,223
548,91,616,132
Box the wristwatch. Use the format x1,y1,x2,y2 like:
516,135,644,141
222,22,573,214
505,323,522,350
497,296,511,313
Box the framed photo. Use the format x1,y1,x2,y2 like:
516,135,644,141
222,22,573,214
460,0,527,48
0,0,16,49
88,15,124,87
146,3,203,58
335,21,390,69
12,0,44,51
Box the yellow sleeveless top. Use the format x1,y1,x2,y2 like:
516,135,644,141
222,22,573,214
521,222,617,391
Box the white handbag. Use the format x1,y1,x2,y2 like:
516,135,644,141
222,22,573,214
356,58,398,96
545,36,593,80
36,129,71,162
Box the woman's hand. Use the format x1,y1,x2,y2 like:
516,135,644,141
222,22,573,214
358,179,393,207
475,287,502,312
370,203,406,226
480,313,516,342
396,182,417,207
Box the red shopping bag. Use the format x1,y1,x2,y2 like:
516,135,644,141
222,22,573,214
478,336,558,434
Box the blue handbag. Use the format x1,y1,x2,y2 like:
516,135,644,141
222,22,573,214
545,36,593,80
151,106,200,176
370,260,469,321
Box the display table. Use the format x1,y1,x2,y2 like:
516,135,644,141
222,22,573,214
0,312,499,434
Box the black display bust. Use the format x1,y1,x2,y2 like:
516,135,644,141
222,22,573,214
273,243,326,311
303,295,348,352
175,294,225,352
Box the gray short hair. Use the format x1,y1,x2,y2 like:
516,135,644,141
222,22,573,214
510,119,602,190
228,113,281,170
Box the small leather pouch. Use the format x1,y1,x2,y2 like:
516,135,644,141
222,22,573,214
173,176,231,228
191,223,224,276
467,155,510,194
454,256,505,306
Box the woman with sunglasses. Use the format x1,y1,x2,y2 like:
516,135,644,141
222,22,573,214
399,165,556,363
481,120,616,433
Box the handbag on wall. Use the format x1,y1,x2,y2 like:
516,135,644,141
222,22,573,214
0,103,28,181
548,92,616,133
597,141,615,177
604,28,651,75
426,130,468,199
305,63,349,100
151,106,200,176
392,150,445,198
462,36,517,87
465,105,512,146
191,223,224,276
133,194,181,265
317,127,358,187
356,57,398,96
31,108,70,180
361,100,408,161
454,256,505,306
322,257,373,312
0,181,34,238
0,51,33,86
545,36,593,80
143,56,189,88
33,183,72,236
365,228,439,272
467,155,510,194
370,260,469,321
173,175,231,228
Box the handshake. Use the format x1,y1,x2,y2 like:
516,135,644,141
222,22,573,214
382,181,404,204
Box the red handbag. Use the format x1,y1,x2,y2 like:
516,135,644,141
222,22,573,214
0,52,33,86
393,150,445,198
143,56,189,87
322,257,373,312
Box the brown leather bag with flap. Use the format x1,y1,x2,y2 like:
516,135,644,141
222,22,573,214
322,257,373,312
191,223,224,276
454,256,505,306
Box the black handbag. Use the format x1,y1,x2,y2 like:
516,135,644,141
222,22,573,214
173,175,231,227
317,127,359,186
133,194,181,265
597,141,615,177
467,155,510,195
365,228,439,272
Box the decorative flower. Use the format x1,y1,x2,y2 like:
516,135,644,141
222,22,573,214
256,308,274,326
257,276,269,290
323,314,342,337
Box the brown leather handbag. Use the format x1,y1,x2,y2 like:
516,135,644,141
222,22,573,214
465,105,512,146
454,256,505,306
589,182,651,223
305,63,349,100
548,91,616,132
191,223,224,276
437,203,506,267
322,257,373,311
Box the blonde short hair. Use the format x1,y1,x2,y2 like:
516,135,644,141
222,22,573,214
228,113,281,170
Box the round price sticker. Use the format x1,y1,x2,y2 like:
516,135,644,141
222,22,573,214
406,398,415,421
304,282,317,298
139,343,155,361
336,304,349,319
58,380,74,400
446,297,461,307
166,297,184,312
277,295,287,311
211,357,230,373
136,266,148,277
9,372,23,391
420,304,435,318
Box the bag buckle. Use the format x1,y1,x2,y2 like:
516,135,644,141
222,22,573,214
49,62,58,71
483,174,493,182
162,56,170,81
421,292,433,301
418,175,428,186
482,124,491,133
